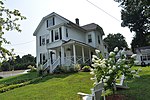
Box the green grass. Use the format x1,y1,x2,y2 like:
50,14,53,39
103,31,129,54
0,66,150,100
116,66,150,100
0,72,93,100
0,72,38,85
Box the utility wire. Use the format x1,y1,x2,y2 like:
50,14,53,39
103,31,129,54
86,0,121,22
4,40,35,46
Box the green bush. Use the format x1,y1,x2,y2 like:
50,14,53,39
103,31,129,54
82,66,91,72
54,66,79,74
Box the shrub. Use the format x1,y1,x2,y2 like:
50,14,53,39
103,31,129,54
82,66,91,72
74,64,81,72
90,48,141,96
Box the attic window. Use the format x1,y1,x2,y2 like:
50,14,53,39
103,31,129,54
55,29,59,40
66,28,68,37
88,34,92,43
46,17,55,28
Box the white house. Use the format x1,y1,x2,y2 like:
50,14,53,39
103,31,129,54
135,46,150,66
33,12,108,73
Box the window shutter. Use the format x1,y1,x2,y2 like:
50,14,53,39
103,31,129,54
46,20,48,28
39,36,41,46
40,53,42,64
59,27,62,39
51,30,54,42
53,17,55,25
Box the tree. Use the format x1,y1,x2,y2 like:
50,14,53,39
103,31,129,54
1,54,36,71
114,0,150,51
0,0,26,60
104,33,128,52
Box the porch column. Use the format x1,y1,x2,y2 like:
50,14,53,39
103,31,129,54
73,44,76,64
89,48,91,62
61,46,64,65
82,46,85,63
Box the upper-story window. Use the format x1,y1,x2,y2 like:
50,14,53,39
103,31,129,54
46,17,55,28
66,28,68,37
88,34,92,43
46,34,50,44
39,36,45,46
55,29,59,40
42,38,45,45
98,35,100,44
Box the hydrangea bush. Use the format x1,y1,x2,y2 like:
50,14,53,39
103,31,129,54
90,47,141,95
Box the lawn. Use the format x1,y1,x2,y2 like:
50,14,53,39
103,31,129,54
0,66,150,100
0,72,93,100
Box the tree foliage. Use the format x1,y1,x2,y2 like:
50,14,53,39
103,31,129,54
1,54,35,71
0,0,26,60
114,0,150,51
104,33,128,52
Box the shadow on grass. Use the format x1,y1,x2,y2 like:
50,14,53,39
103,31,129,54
32,72,76,84
0,71,78,94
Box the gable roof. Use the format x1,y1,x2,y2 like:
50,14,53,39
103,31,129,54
81,23,105,35
33,12,104,36
33,12,70,36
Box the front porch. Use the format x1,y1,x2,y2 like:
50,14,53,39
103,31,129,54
43,40,95,73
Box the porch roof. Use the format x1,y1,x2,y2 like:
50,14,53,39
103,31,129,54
62,39,95,48
47,39,95,50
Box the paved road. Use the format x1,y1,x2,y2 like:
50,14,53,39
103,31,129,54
0,69,30,78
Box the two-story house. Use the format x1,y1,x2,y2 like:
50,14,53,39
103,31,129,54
33,12,108,73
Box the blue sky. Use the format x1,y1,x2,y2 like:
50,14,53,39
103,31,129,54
3,0,134,57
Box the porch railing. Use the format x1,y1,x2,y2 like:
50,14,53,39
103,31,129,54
51,57,60,72
64,56,91,66
43,59,51,71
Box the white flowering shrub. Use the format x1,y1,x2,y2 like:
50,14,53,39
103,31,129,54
91,47,140,95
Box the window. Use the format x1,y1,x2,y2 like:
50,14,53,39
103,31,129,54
142,55,147,61
66,28,68,37
55,30,59,40
42,38,45,45
88,34,92,43
46,17,55,28
147,55,150,60
46,39,49,44
46,34,50,44
98,35,100,44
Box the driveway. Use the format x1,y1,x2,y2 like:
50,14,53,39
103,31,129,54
0,69,30,78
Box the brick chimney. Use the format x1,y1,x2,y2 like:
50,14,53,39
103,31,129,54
75,18,79,25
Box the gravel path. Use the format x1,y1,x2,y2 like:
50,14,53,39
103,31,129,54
0,69,30,78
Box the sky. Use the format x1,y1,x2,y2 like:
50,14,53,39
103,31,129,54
3,0,134,57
